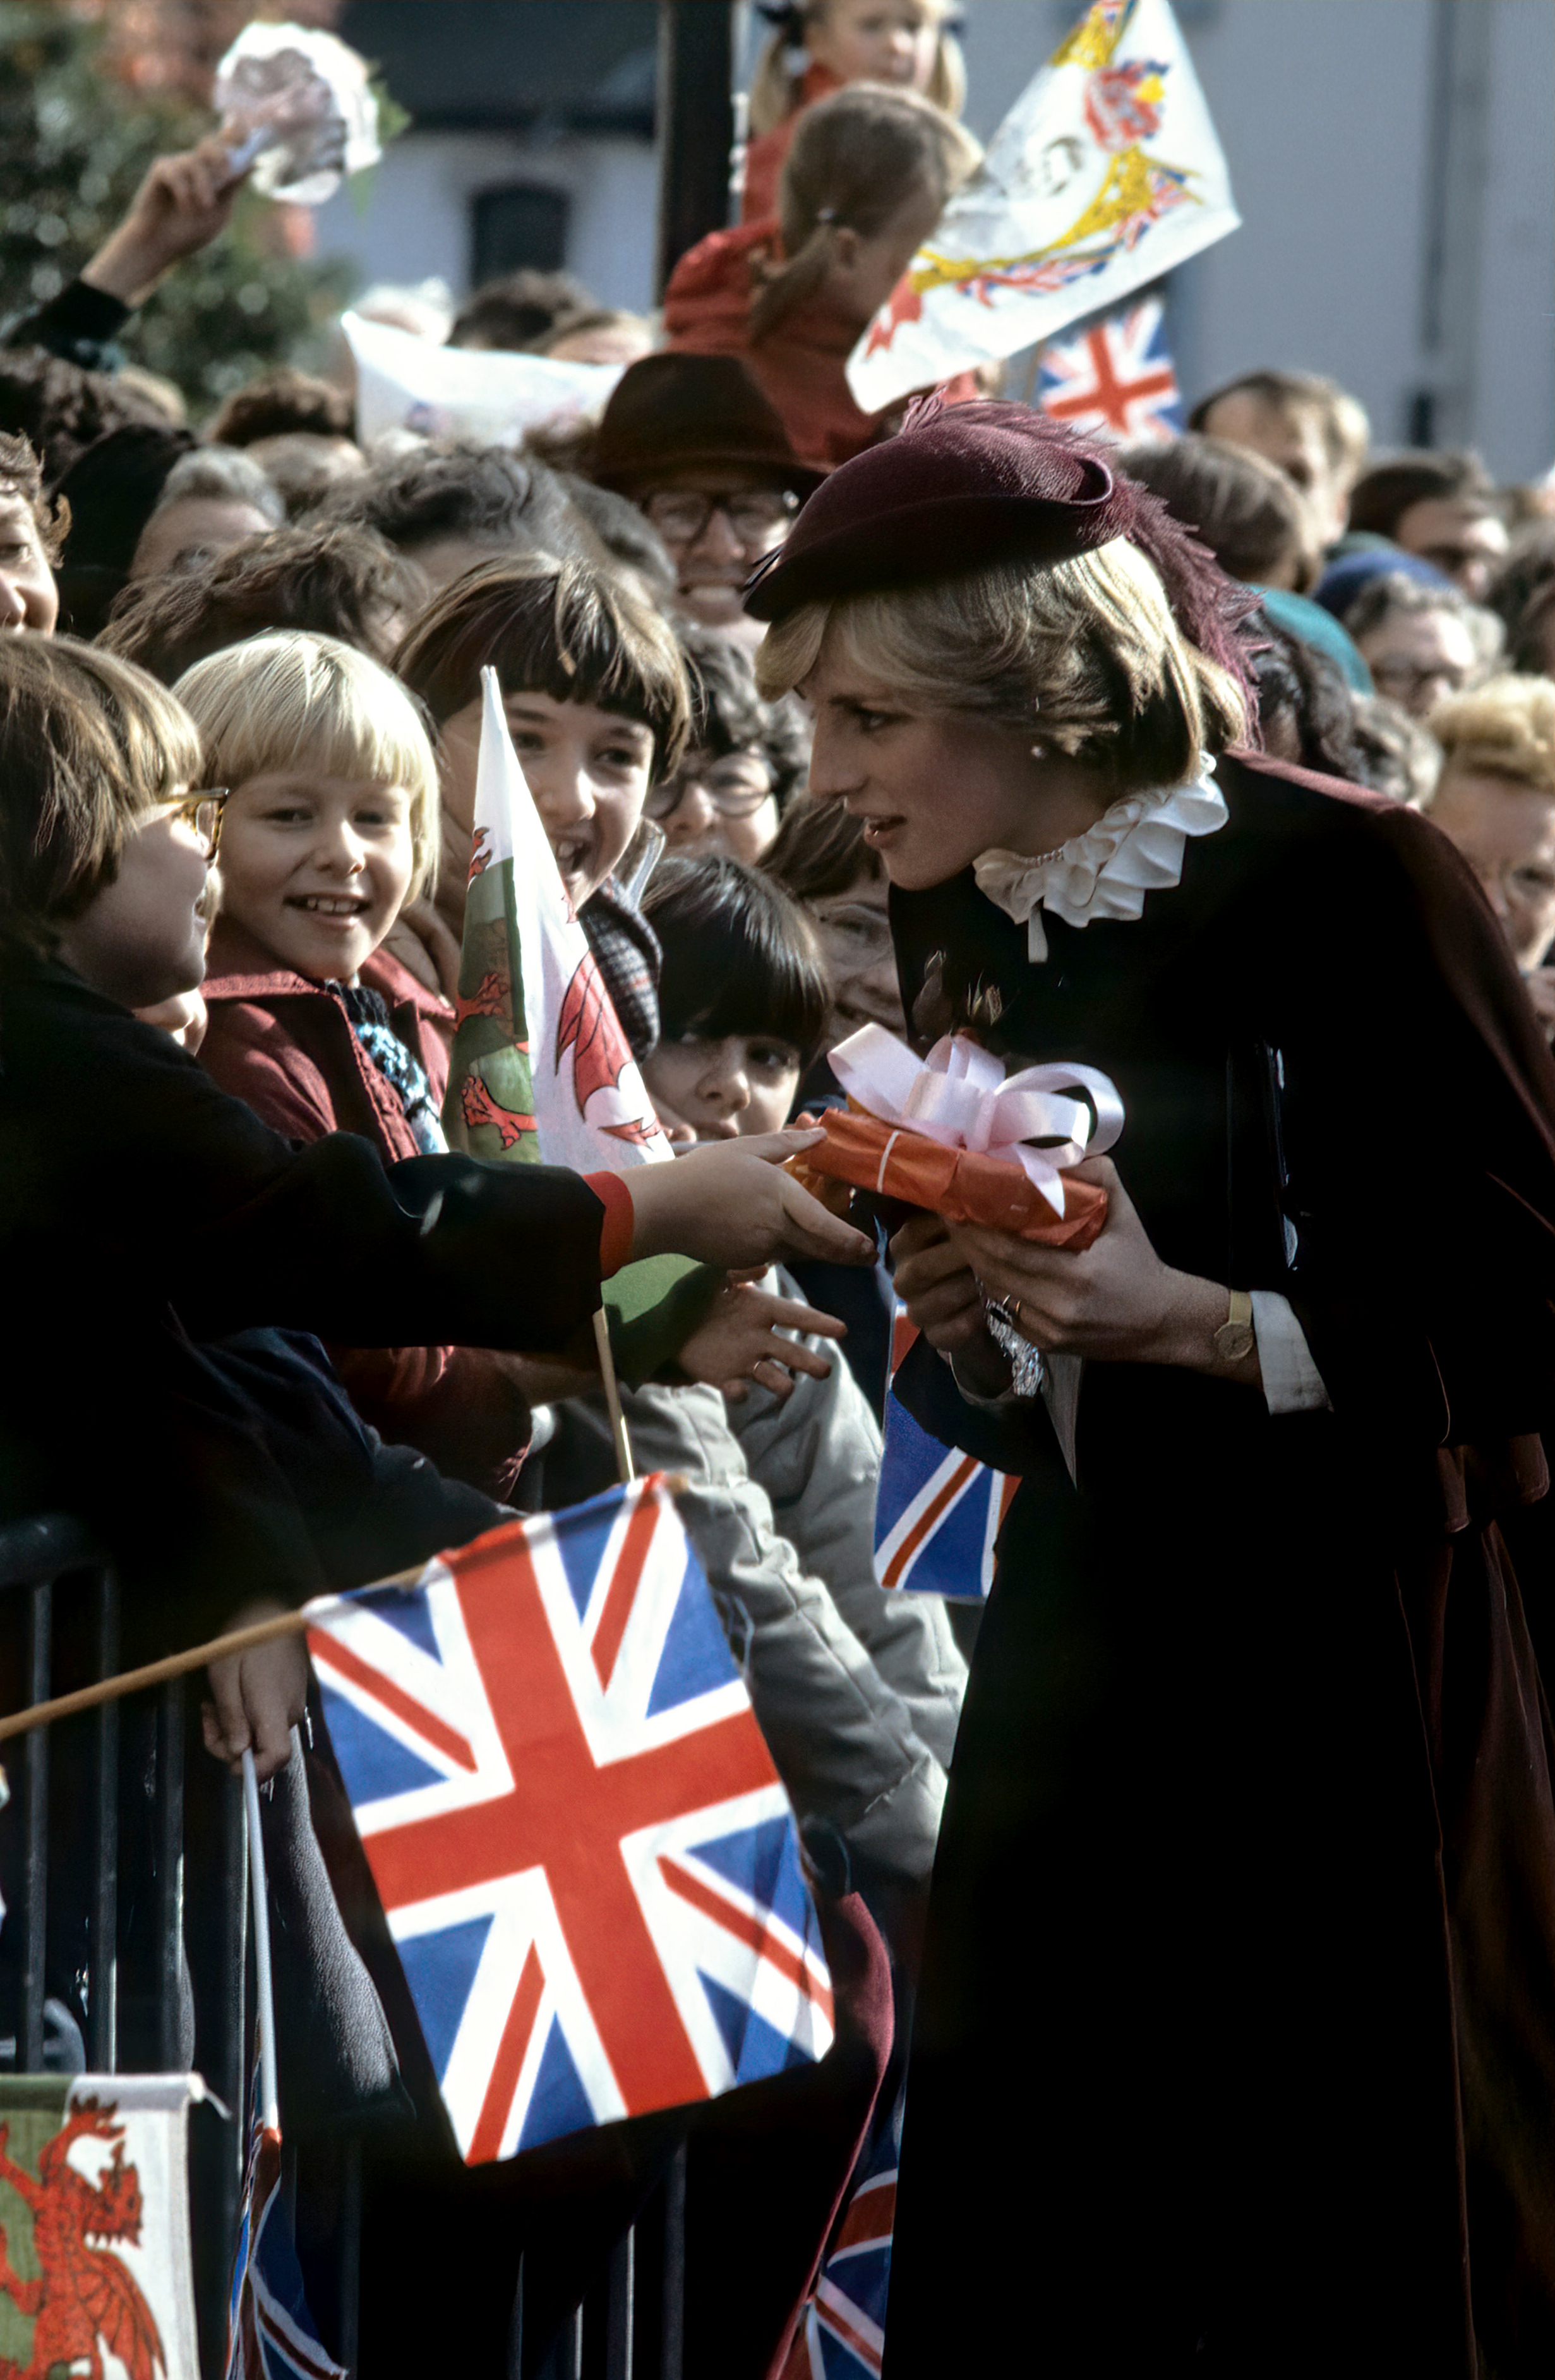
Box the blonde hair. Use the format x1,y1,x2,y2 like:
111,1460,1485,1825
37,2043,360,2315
755,541,1247,792
750,83,982,344
748,1,966,136
1427,673,1555,798
173,632,441,900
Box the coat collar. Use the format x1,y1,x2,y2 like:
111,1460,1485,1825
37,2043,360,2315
201,917,454,1027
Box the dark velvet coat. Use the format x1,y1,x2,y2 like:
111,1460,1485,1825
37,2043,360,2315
881,752,1555,2377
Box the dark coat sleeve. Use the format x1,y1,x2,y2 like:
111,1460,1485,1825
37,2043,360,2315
1248,778,1555,1448
0,973,608,1355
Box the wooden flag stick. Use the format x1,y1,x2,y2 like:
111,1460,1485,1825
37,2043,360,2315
0,1475,692,1747
592,1305,636,1487
0,1569,421,1746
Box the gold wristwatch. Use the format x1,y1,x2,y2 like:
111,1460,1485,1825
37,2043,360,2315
1213,1288,1256,1363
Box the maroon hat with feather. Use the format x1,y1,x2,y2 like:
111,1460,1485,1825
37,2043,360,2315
743,397,1256,699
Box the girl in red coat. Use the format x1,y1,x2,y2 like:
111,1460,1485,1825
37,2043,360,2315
668,82,981,471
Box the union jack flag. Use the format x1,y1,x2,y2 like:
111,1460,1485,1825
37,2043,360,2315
224,2060,347,2380
780,2082,904,2379
1038,293,1182,442
874,1310,1016,1600
306,1479,834,2163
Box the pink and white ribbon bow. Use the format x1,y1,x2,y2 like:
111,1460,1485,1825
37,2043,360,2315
827,1025,1124,1220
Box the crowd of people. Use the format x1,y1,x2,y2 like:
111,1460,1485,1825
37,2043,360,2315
1,0,1554,2370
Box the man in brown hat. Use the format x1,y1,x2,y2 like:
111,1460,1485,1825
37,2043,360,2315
592,353,821,649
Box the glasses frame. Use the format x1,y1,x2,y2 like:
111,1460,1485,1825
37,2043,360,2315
170,787,230,861
643,488,799,546
645,758,778,823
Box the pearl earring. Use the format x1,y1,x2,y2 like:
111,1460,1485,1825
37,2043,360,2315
1030,740,1048,761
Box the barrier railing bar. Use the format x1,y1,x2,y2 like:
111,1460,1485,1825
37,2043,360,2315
605,2221,634,2380
155,1678,184,2071
507,2249,525,2379
661,2137,687,2380
92,1566,119,2071
22,1580,50,2073
338,2135,363,2377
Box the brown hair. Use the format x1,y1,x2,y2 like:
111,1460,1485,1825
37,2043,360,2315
0,431,68,564
1189,369,1371,481
763,794,882,901
747,2,966,136
0,634,202,963
750,83,981,345
1119,435,1317,593
393,552,692,776
208,367,355,448
100,521,428,685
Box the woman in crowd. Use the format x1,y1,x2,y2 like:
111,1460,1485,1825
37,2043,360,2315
1342,566,1499,718
742,0,966,221
666,82,982,469
651,625,811,864
748,399,1555,2372
0,430,63,632
1426,673,1555,1036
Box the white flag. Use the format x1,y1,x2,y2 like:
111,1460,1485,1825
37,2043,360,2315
343,311,623,449
847,0,1239,411
466,668,672,1172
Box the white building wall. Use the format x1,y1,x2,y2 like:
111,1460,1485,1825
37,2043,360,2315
309,128,659,315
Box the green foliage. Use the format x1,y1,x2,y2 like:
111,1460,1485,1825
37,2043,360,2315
0,3,355,416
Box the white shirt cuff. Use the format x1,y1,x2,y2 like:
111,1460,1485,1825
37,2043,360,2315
1251,1290,1331,1415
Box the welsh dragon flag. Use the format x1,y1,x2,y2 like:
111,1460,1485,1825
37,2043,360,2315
0,2073,205,2380
442,668,671,1169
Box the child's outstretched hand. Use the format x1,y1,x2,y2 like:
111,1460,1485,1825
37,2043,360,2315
202,1603,309,1784
625,1129,875,1271
679,1275,845,1404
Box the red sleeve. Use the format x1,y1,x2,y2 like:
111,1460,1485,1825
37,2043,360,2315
585,1169,636,1277
198,1001,340,1143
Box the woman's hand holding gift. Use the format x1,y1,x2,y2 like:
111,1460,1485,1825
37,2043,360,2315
950,1158,1263,1385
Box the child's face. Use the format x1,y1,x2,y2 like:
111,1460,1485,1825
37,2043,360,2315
216,771,416,983
56,802,212,1010
807,1,941,94
642,1030,802,1141
438,688,656,915
0,488,57,634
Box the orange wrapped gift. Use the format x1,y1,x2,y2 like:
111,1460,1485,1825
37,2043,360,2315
787,1026,1124,1252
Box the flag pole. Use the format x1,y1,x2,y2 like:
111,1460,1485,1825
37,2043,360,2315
0,1477,692,1743
242,1748,280,2132
592,1307,636,1487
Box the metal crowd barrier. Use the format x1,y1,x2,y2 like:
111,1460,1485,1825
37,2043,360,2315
0,1516,688,2380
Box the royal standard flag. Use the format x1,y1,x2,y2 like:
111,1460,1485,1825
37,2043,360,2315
0,2074,205,2380
306,1478,834,2164
848,0,1238,411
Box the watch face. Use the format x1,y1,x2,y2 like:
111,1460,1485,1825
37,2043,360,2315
1214,1321,1256,1363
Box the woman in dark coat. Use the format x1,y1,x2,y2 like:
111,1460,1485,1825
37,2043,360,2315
748,402,1555,2375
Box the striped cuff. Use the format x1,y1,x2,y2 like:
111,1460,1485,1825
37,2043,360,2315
585,1171,636,1278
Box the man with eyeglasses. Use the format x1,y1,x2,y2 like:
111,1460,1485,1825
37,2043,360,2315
592,354,820,651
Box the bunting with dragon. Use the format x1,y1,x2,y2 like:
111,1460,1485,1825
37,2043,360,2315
0,2077,205,2380
847,0,1240,412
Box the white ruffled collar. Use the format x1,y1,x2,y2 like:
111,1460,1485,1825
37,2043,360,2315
971,766,1228,961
